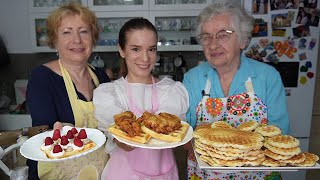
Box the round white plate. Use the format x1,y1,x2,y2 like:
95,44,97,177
20,126,106,162
112,121,193,149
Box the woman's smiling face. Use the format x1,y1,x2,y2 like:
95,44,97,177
119,28,157,83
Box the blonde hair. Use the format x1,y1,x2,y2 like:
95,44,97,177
46,3,99,48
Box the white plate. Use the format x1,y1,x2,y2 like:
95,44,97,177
20,126,106,162
192,141,320,172
112,121,193,149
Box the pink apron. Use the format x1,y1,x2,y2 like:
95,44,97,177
187,77,282,180
105,77,179,180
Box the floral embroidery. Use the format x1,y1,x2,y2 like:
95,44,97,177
205,98,223,118
227,93,251,116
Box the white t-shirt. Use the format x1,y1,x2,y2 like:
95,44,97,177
93,77,189,153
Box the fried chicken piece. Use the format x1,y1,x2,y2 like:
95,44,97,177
114,111,141,137
140,112,182,134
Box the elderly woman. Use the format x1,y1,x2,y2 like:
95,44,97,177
26,3,109,180
183,0,289,179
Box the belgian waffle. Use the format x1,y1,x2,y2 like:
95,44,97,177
280,153,306,164
141,122,189,142
261,157,287,167
211,121,233,129
237,121,259,131
264,142,301,156
264,149,293,160
266,135,300,148
194,127,264,150
293,152,319,167
254,125,282,137
108,124,152,144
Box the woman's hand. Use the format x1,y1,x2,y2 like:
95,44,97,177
53,121,75,130
113,138,135,151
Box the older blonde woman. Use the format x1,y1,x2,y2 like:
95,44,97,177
26,3,110,179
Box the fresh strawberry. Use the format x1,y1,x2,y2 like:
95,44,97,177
60,135,69,146
52,145,63,153
66,130,74,139
44,137,54,146
71,127,78,135
78,129,87,139
52,129,61,141
73,137,83,147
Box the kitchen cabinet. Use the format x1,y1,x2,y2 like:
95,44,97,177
87,0,149,11
29,0,87,12
29,0,210,52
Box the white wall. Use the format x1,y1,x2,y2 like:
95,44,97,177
0,0,31,53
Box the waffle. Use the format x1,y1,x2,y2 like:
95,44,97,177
141,122,189,142
261,157,287,167
108,124,152,144
237,121,259,131
264,149,293,160
194,127,264,150
293,152,319,167
266,135,300,148
206,149,238,160
264,142,301,156
210,156,246,167
254,125,282,137
195,147,209,156
243,156,266,166
280,153,306,164
199,155,220,167
240,152,265,161
211,121,233,129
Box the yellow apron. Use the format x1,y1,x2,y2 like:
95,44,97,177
38,60,108,180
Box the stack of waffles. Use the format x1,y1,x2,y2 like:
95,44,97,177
193,121,319,167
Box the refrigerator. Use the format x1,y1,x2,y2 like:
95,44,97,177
242,0,320,179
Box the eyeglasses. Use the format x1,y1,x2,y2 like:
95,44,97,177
197,30,234,45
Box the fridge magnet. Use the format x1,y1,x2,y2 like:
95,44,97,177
270,0,299,10
287,11,296,21
299,52,307,60
307,72,315,79
293,25,311,38
298,38,307,49
285,37,296,47
308,38,317,50
274,40,298,58
300,76,307,84
244,43,264,62
252,18,268,37
272,13,292,28
259,39,269,48
266,51,280,63
305,61,312,68
252,0,268,14
310,13,320,26
272,29,286,36
300,65,308,72
296,7,311,25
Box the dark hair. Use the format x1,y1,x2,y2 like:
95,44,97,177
118,18,158,77
118,18,157,49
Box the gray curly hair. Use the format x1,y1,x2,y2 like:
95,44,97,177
196,0,254,48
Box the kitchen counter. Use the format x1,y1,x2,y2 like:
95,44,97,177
0,114,31,131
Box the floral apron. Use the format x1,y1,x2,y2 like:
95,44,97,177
187,77,282,180
37,60,108,180
103,77,179,180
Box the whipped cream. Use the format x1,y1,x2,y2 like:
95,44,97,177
40,143,53,151
71,143,84,151
50,149,65,158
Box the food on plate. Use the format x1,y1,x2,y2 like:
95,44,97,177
211,121,232,129
108,111,151,144
139,112,190,142
237,121,259,131
254,124,282,137
40,128,96,159
193,121,319,167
